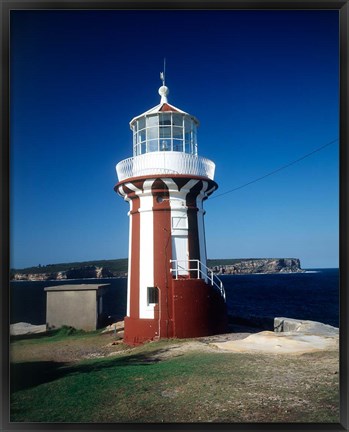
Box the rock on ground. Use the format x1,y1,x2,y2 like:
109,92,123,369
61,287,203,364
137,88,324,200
101,321,124,333
274,317,339,335
10,322,47,336
212,331,338,354
212,318,339,355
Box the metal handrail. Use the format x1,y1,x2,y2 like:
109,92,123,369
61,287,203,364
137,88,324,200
169,259,226,301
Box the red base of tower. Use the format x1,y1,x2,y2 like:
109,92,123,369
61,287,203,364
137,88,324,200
123,316,159,346
172,278,228,339
123,278,228,346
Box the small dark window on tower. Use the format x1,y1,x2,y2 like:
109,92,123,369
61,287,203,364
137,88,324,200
147,286,158,305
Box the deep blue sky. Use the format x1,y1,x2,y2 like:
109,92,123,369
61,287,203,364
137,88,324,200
10,10,339,269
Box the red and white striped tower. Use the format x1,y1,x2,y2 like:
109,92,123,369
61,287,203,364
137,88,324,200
115,76,227,345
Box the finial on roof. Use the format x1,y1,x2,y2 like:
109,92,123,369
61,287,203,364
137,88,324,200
159,84,169,104
159,58,168,103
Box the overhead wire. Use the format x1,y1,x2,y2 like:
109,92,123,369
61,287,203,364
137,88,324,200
210,138,339,200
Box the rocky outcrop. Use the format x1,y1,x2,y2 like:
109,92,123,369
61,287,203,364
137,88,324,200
12,272,57,281
274,317,339,335
62,266,114,279
213,258,304,275
11,266,115,281
212,329,338,354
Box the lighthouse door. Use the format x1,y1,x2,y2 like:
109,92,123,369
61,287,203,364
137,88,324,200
171,236,188,276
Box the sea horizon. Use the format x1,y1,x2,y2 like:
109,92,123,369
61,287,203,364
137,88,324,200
10,269,339,329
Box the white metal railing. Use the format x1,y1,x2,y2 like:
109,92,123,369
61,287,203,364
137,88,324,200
169,259,226,301
116,151,215,182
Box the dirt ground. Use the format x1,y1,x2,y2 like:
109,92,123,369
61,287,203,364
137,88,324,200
10,322,257,364
11,319,339,365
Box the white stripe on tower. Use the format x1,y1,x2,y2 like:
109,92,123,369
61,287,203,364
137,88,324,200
161,178,200,275
196,181,209,278
162,178,187,275
119,182,141,317
180,179,200,195
138,179,155,319
206,185,216,196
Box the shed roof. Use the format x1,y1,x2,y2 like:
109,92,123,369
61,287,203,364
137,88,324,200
44,284,109,292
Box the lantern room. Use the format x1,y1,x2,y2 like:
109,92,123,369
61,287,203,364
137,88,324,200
116,82,215,182
130,85,199,156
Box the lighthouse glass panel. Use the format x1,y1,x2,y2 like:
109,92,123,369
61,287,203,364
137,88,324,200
160,126,171,139
146,116,158,127
159,113,171,126
138,117,145,130
172,114,183,127
132,113,198,156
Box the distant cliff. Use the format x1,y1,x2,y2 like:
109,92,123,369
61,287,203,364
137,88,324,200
11,265,117,281
212,258,304,275
11,258,304,281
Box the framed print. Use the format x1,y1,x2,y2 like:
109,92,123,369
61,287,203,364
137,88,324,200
2,1,348,430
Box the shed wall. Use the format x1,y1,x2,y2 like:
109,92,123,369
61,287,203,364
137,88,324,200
46,290,97,331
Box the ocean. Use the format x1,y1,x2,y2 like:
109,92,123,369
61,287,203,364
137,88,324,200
222,268,339,328
10,268,339,328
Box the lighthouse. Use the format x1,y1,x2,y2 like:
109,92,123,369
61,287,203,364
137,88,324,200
115,74,228,345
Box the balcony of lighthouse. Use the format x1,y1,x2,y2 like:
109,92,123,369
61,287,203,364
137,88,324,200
116,112,216,182
116,151,215,182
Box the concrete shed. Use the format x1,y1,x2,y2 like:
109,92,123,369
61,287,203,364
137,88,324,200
45,284,109,331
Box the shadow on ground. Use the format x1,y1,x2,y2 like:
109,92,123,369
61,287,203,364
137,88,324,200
11,320,266,394
11,348,171,393
11,361,67,392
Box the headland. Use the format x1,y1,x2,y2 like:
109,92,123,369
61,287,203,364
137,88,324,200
10,257,304,281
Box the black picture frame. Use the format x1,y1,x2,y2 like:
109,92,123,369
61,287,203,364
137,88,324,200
1,1,348,431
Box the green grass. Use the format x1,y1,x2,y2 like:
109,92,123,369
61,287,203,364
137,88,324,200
10,335,339,423
10,326,97,345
